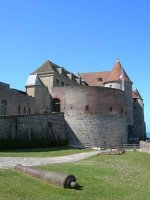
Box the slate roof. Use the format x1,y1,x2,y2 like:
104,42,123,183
31,60,59,75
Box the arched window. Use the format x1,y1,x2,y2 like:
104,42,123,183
1,99,7,115
52,98,61,112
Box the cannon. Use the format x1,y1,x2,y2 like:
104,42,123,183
97,149,125,155
14,164,80,189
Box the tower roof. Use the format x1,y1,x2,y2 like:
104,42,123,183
132,88,143,100
31,60,59,75
105,59,132,83
25,74,42,86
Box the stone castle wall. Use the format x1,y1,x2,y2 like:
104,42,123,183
0,113,66,149
65,114,127,147
52,86,128,147
133,99,146,140
0,84,35,115
124,81,133,125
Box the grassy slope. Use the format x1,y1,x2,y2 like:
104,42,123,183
0,151,150,200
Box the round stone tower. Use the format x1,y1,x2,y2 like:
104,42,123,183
132,89,146,141
104,59,133,127
51,86,128,148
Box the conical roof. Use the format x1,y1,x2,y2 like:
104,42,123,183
105,59,131,83
31,60,59,75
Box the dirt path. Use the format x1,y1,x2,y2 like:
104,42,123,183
0,151,99,169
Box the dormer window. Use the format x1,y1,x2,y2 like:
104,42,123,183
72,75,76,81
97,77,102,82
56,79,59,86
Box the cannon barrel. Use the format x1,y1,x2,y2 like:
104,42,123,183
14,164,79,189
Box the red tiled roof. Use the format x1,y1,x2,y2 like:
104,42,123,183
79,72,110,86
79,60,132,86
106,60,131,83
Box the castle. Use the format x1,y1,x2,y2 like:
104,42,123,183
0,59,146,148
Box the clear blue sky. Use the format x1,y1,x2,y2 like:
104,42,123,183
0,0,150,135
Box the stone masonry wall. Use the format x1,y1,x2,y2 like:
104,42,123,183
0,84,35,116
0,113,66,149
124,81,133,125
52,86,128,148
133,99,146,140
65,113,127,148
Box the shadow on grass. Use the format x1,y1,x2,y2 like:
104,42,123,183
0,146,76,153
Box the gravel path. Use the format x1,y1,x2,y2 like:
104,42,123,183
0,151,99,169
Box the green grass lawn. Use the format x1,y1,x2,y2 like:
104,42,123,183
0,151,150,200
0,146,91,157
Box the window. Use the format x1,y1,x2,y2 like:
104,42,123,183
97,77,102,82
56,79,59,86
85,105,89,110
18,106,20,115
72,75,76,81
1,99,7,115
61,82,64,86
109,107,112,112
24,107,26,114
121,107,123,114
28,107,31,115
52,98,61,112
62,69,67,76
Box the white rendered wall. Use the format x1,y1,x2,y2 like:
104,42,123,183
104,82,121,90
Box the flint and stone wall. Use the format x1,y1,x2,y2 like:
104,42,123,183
52,86,128,148
0,113,66,149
